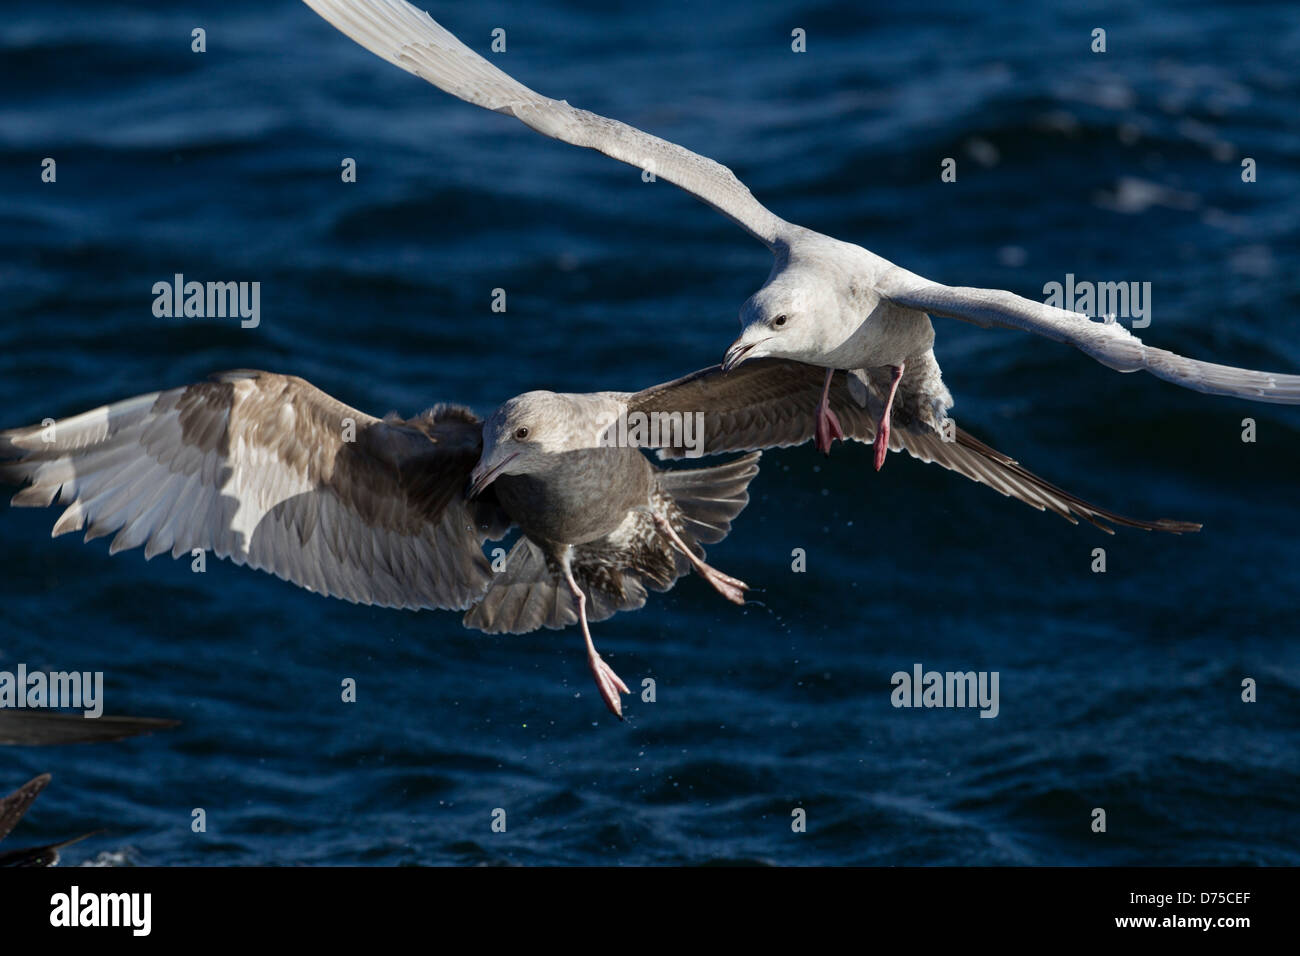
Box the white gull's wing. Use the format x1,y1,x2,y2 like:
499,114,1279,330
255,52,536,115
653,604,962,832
876,268,1300,404
302,0,787,247
0,371,511,611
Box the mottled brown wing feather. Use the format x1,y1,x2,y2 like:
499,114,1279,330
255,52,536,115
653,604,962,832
625,359,1199,534
626,359,875,454
0,371,512,610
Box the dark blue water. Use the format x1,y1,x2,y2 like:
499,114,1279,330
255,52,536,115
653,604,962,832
1,0,1298,865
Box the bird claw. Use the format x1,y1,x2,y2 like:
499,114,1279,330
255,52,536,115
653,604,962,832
815,403,844,456
873,420,890,471
588,651,630,719
702,566,749,605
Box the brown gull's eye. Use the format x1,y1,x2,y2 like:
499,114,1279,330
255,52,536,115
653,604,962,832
514,426,530,440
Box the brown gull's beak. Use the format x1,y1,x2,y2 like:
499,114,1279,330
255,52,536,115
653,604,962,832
468,452,519,499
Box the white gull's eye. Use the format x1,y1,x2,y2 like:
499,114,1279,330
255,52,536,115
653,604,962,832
773,314,788,327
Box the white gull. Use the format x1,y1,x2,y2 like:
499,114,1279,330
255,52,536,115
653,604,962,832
304,0,1300,469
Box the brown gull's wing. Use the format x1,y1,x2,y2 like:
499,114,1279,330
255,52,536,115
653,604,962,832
622,359,1200,534
621,359,875,454
0,774,49,843
0,833,93,868
0,775,91,867
0,371,511,610
0,712,179,747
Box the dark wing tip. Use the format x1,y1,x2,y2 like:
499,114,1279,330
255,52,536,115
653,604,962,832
0,831,95,868
0,713,179,746
0,773,53,844
953,429,1202,535
1150,518,1203,534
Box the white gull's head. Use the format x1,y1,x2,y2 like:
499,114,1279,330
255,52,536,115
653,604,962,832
724,271,846,370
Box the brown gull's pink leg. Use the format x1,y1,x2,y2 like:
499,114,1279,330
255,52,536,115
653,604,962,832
873,362,905,472
653,514,749,605
561,561,629,718
814,367,844,456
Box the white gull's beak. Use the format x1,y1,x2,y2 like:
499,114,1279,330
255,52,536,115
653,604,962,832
722,336,768,372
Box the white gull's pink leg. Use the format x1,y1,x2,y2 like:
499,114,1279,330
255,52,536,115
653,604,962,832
814,367,845,456
873,362,905,472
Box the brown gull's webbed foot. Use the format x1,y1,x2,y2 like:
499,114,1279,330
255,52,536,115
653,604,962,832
873,362,905,472
653,514,749,605
561,562,629,719
588,649,630,720
814,367,844,456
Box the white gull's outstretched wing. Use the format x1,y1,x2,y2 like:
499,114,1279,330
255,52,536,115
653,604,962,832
876,268,1300,404
302,0,788,247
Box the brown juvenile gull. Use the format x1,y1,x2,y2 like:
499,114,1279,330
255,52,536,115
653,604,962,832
607,358,1200,535
303,0,1300,468
0,372,759,718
